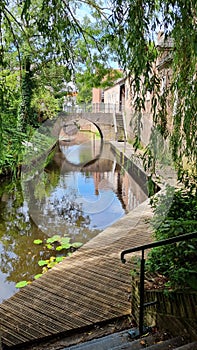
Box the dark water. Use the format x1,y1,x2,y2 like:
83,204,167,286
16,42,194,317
0,134,148,303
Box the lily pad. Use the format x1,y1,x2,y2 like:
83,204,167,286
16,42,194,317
46,243,53,249
60,237,71,245
56,243,71,251
33,239,43,245
46,235,61,244
72,242,83,248
15,280,30,288
38,259,49,266
34,274,43,280
56,256,65,263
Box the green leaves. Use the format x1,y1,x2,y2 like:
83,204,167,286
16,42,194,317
33,239,43,245
46,235,62,244
147,187,197,290
38,260,48,267
16,280,30,288
21,0,31,20
72,242,83,248
55,257,64,263
34,234,83,253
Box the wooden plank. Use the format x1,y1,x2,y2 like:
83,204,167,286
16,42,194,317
37,269,130,302
0,302,72,333
0,199,153,348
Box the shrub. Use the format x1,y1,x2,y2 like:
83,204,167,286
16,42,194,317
146,186,197,290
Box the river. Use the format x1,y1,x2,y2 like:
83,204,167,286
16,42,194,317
0,132,148,303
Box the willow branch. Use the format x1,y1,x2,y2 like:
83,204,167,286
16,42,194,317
4,6,26,35
3,11,22,78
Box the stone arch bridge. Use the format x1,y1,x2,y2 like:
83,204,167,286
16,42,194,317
53,111,125,141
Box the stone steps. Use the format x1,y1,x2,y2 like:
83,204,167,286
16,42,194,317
63,329,197,350
115,114,125,141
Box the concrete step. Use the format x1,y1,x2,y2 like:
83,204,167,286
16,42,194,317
64,330,132,350
116,120,124,127
112,336,186,350
63,330,191,350
116,115,124,126
174,342,197,350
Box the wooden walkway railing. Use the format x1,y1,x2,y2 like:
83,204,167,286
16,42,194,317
0,200,153,349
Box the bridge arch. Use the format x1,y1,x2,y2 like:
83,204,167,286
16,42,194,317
53,112,116,142
70,117,104,139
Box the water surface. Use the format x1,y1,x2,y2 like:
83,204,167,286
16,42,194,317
0,134,148,302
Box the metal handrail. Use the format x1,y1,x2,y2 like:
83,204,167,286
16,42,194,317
63,102,123,114
120,231,197,336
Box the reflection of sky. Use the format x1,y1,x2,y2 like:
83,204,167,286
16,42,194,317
41,171,124,230
77,174,97,199
0,245,17,303
60,143,97,165
0,271,17,303
87,195,125,229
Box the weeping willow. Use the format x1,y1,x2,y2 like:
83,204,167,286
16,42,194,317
110,0,197,189
0,0,196,187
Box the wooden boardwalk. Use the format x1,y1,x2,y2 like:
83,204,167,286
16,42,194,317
0,200,153,349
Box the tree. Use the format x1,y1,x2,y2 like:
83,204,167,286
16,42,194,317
0,0,114,174
1,0,196,186
76,65,123,104
108,0,197,289
109,0,197,189
0,0,112,123
1,0,196,290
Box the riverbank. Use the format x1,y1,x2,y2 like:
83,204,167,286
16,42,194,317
110,141,177,188
0,140,155,349
0,141,182,349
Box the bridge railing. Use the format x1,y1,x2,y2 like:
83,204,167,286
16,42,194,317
63,103,124,114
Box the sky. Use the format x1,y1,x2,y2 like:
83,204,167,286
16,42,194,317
75,1,119,69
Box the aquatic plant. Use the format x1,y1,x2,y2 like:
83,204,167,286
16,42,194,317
15,235,83,288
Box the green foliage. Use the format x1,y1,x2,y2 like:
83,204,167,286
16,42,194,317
16,280,31,288
110,0,197,188
147,186,197,289
74,13,123,104
31,87,59,121
76,67,123,104
0,68,23,174
46,235,61,244
33,239,43,245
0,113,26,176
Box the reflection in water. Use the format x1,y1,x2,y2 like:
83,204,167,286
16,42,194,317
0,134,148,303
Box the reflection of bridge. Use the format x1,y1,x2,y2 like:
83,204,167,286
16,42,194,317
52,142,148,211
55,110,127,142
54,142,115,172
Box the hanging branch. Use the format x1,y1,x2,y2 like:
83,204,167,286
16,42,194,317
3,11,22,78
62,0,103,58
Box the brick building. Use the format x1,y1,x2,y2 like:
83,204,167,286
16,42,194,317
92,33,173,146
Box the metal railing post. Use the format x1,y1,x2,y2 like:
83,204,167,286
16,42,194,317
139,249,145,336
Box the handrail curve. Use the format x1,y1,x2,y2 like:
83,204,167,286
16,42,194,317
121,231,197,263
120,231,197,336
